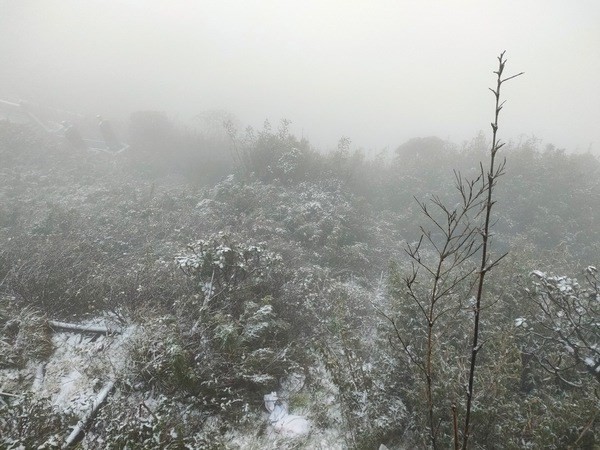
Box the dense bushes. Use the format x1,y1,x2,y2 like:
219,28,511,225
0,393,73,449
0,299,53,369
1,117,599,447
521,267,600,386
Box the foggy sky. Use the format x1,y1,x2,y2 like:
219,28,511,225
1,0,598,153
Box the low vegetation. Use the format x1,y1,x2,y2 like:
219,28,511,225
0,56,598,448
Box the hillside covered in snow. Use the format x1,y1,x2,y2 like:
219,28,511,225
1,114,599,448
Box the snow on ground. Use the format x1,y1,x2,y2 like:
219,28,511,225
264,391,311,436
225,368,347,449
0,316,135,417
0,317,351,448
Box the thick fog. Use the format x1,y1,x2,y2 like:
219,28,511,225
1,0,598,152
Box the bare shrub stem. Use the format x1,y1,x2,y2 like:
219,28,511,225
460,51,523,450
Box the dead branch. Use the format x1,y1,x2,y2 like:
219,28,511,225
64,380,115,448
48,320,121,335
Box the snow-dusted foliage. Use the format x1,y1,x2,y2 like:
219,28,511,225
2,110,600,447
88,393,228,449
128,235,296,418
176,235,281,305
318,281,408,448
0,301,53,369
0,393,71,449
524,268,600,384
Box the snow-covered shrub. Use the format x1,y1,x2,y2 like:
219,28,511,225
127,316,198,394
523,267,600,386
0,299,53,369
205,176,380,279
129,235,297,418
176,234,283,315
314,281,407,448
88,393,228,449
0,393,72,449
231,118,318,184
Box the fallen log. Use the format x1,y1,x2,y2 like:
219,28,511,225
48,320,121,335
0,391,20,398
64,380,115,448
32,362,46,390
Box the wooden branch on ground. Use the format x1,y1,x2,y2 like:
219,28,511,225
64,380,115,448
32,362,46,390
0,391,20,398
48,320,121,335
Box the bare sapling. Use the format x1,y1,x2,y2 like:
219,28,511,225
382,51,522,449
460,51,523,450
